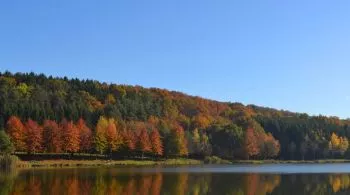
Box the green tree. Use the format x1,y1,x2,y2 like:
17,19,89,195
209,124,243,159
191,128,201,154
0,131,14,155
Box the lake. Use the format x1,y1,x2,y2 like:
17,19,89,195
1,164,350,194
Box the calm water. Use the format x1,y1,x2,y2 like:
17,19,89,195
2,164,350,194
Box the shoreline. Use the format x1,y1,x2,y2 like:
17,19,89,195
16,159,350,169
231,159,350,164
16,159,203,168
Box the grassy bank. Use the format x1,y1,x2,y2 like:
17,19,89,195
232,159,350,164
13,157,350,169
17,158,203,168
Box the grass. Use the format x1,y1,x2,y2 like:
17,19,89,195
231,159,350,164
24,159,350,168
18,158,203,168
13,152,350,168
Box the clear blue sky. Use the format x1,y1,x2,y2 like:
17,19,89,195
1,1,350,118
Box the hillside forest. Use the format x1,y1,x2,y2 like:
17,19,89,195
0,71,349,161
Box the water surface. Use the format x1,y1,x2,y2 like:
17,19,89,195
1,164,350,194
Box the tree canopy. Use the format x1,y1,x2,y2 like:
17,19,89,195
0,71,349,160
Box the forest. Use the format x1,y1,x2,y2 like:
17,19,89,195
0,71,350,161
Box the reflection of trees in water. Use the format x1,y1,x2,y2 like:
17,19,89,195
329,174,350,193
248,174,281,195
1,170,280,195
243,174,280,195
1,169,190,195
209,173,280,195
188,174,211,195
0,169,18,195
8,169,350,195
270,174,350,195
151,173,162,195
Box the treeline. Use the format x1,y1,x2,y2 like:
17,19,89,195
5,116,169,158
0,71,349,160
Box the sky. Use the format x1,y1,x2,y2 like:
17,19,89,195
1,0,350,118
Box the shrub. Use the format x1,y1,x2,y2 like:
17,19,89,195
204,156,231,164
0,155,19,169
0,131,14,155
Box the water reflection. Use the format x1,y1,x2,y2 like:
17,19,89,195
3,166,350,194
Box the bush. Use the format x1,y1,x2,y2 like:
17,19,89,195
0,155,19,169
0,131,14,155
204,156,231,164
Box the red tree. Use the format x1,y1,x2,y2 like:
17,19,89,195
25,119,43,153
262,133,280,158
61,120,80,153
106,121,118,153
76,118,92,153
123,130,137,151
6,116,26,151
150,129,163,156
138,128,152,156
244,128,260,159
43,120,62,153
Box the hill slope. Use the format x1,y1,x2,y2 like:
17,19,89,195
0,71,349,160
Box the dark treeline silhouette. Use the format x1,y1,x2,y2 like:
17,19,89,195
0,71,349,160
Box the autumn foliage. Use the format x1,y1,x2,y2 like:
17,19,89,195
150,129,163,156
170,125,188,156
3,114,280,161
106,120,122,153
244,128,259,160
95,116,108,154
25,119,43,153
123,130,137,151
138,128,152,154
43,120,62,153
4,72,350,161
76,118,93,152
328,132,349,154
6,116,26,151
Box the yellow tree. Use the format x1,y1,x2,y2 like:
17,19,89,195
170,125,188,156
95,116,108,154
106,119,123,154
329,133,340,151
339,137,349,154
